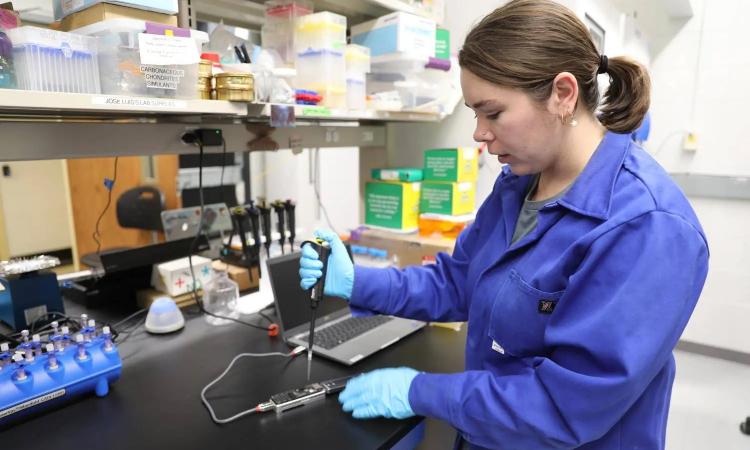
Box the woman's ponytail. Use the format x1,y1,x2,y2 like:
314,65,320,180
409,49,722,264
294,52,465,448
599,56,651,133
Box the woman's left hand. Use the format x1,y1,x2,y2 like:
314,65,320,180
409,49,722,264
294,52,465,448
339,367,419,419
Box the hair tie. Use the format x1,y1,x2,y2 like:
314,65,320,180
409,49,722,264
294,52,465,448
597,54,608,74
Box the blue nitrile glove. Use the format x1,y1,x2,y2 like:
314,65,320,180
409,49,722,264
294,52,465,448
299,229,354,300
338,368,419,419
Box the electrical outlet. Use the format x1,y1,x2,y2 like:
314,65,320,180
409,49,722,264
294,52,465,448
682,132,698,152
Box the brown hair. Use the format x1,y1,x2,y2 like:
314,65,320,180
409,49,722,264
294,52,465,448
458,0,650,133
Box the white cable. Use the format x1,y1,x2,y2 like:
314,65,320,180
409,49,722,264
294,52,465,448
201,351,294,424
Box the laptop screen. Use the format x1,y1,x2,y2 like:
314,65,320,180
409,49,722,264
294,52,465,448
267,252,349,332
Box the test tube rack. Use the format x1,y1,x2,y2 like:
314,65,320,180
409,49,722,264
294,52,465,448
0,329,121,427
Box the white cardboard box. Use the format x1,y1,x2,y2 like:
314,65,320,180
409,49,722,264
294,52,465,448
351,12,436,58
151,256,213,296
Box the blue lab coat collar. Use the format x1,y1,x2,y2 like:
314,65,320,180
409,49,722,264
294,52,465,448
498,131,631,221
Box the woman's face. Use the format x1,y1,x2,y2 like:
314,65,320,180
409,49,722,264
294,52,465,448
461,68,561,176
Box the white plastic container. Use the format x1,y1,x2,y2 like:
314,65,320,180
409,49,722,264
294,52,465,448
74,19,208,99
346,72,366,110
345,44,370,74
7,26,100,93
262,0,312,66
371,52,429,74
294,11,346,52
395,79,438,110
295,47,346,108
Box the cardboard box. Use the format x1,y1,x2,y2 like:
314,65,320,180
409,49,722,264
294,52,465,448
423,147,478,182
350,228,454,268
351,12,436,58
151,256,213,297
420,181,475,216
365,181,421,231
371,167,423,182
59,3,177,31
54,0,178,21
435,28,450,60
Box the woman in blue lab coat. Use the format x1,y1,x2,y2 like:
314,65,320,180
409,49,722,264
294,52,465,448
300,1,709,448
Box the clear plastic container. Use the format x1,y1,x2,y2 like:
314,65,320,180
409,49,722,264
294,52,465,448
202,270,240,326
345,44,370,74
262,1,312,68
394,79,438,110
346,72,366,110
74,19,208,99
0,29,15,88
265,0,312,24
371,52,428,74
7,26,100,93
294,11,346,52
295,47,346,108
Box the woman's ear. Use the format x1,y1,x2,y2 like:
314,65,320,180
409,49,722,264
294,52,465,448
547,72,579,116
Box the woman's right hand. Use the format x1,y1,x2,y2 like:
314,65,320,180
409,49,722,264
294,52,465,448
299,229,354,300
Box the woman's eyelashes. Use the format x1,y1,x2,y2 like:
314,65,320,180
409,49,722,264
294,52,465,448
474,111,501,120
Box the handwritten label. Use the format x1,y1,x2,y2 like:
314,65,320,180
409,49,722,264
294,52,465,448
138,34,199,66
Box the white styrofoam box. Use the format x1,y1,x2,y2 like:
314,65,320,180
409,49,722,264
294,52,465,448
151,256,213,296
178,166,242,190
74,19,207,99
351,12,435,58
54,0,179,20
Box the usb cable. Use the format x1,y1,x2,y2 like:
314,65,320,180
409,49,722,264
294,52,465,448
201,346,306,424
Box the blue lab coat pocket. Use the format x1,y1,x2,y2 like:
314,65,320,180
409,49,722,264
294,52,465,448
487,269,565,358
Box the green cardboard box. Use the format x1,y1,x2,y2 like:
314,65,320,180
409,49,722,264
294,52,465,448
423,147,478,182
365,181,421,231
420,181,476,215
435,28,450,60
371,167,424,182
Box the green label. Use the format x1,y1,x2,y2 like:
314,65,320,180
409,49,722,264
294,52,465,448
420,184,452,214
424,150,458,181
366,183,403,228
435,28,450,60
301,106,332,116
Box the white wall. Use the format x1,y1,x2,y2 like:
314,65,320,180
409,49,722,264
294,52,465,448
647,0,750,353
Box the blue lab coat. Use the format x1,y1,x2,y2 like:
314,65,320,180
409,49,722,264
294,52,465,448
351,132,709,449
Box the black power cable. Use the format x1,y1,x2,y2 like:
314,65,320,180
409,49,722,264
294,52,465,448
186,136,271,333
93,156,119,259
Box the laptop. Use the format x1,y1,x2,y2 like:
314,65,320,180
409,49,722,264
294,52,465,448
161,203,233,259
267,252,426,365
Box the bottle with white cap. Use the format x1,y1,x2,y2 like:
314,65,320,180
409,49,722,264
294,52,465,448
0,342,10,370
75,334,89,361
60,326,71,349
85,319,96,342
12,353,27,382
102,326,114,352
45,343,59,371
32,334,42,357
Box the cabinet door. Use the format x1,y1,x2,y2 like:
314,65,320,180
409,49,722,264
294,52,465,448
0,160,73,258
67,155,179,264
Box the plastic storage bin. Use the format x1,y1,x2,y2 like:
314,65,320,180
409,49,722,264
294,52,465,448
345,44,370,74
346,72,366,110
295,48,345,108
74,19,208,99
371,52,428,74
294,11,346,52
261,0,312,66
7,26,100,93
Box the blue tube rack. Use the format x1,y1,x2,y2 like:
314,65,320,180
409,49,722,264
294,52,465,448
0,334,121,427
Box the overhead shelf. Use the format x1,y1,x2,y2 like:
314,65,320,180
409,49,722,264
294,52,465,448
0,89,443,123
190,0,443,30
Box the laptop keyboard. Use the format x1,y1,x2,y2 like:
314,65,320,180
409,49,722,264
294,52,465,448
299,316,394,350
